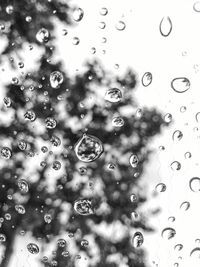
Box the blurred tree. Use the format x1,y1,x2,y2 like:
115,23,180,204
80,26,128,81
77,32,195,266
0,1,165,267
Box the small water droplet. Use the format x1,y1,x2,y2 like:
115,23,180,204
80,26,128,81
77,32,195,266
155,183,167,192
99,7,108,16
189,177,200,192
44,213,52,224
57,239,66,248
129,154,139,168
185,152,192,159
131,232,144,248
180,201,190,211
171,77,190,93
74,199,94,215
105,88,122,103
174,244,183,251
115,21,126,31
164,113,172,123
170,161,181,171
36,28,50,43
142,72,153,87
27,243,39,254
112,116,124,127
1,147,12,159
72,37,80,45
18,179,29,193
50,71,63,89
81,239,89,247
172,130,183,141
3,97,12,108
45,117,57,129
24,110,36,122
193,2,200,12
161,227,176,239
15,204,26,214
159,16,172,37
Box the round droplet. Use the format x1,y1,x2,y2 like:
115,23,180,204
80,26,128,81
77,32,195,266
105,88,122,103
189,177,200,192
129,154,139,168
15,204,26,214
6,5,14,14
36,28,50,43
79,166,87,175
50,71,63,89
164,113,172,123
1,147,12,159
57,239,66,248
0,234,6,242
52,161,61,170
100,7,108,16
99,21,106,29
174,244,183,251
74,199,94,215
130,194,137,202
131,232,144,248
27,243,39,254
155,183,167,192
180,201,190,211
24,110,36,122
159,16,172,37
81,239,89,247
171,77,190,93
172,130,183,141
3,97,12,108
142,72,152,87
115,21,126,31
190,247,200,259
170,161,181,171
168,216,175,222
193,2,200,12
185,152,192,159
112,116,124,127
18,179,29,193
73,8,84,22
180,106,187,113
18,140,27,150
45,117,57,129
107,162,116,171
44,213,52,224
74,134,103,163
50,135,61,147
161,227,176,240
72,37,80,45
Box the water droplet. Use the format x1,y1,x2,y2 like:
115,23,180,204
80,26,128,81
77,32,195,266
190,247,200,259
185,152,192,159
79,166,87,175
196,112,200,123
189,177,200,192
24,110,36,122
131,211,140,221
72,37,80,45
50,71,63,89
6,5,14,15
112,116,124,127
105,88,122,103
15,204,26,214
18,140,27,150
168,216,175,222
1,147,12,159
129,154,139,168
74,134,103,162
159,16,172,37
3,97,12,108
161,227,176,239
170,161,181,171
107,162,116,171
171,77,190,93
115,21,126,31
155,183,167,192
45,117,57,129
164,113,172,123
57,239,66,248
73,8,84,22
172,130,183,141
99,7,108,16
0,234,6,242
50,135,61,146
193,2,200,12
52,161,61,170
142,72,153,87
131,232,144,248
36,28,50,43
180,201,190,211
44,213,52,224
81,239,89,247
74,199,94,215
174,244,183,251
99,21,106,29
130,194,137,202
180,106,187,113
18,179,29,193
27,243,39,254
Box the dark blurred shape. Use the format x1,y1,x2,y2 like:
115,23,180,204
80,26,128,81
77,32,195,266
0,1,166,267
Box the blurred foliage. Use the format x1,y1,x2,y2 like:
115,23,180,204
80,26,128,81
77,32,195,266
0,1,166,267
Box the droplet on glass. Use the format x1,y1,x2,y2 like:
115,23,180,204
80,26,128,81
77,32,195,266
164,113,172,123
155,183,167,192
1,147,12,159
50,71,63,89
74,199,94,216
130,194,137,202
131,232,144,248
44,213,52,224
50,135,61,146
24,110,36,122
170,161,181,171
6,5,14,14
57,239,66,248
174,244,183,251
45,117,57,129
180,201,190,211
193,2,200,12
99,7,108,16
73,8,84,22
115,21,126,31
81,239,89,247
74,134,103,163
142,72,153,87
185,152,192,159
159,16,172,37
112,116,124,127
72,37,80,45
18,140,27,150
3,97,12,108
190,247,200,259
0,234,6,242
172,130,183,141
36,28,50,43
27,243,39,254
161,227,176,240
171,77,190,93
189,177,200,192
129,154,139,168
99,21,106,29
105,88,122,103
15,204,26,214
18,179,29,193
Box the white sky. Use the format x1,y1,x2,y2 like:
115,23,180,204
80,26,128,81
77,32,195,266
2,0,200,266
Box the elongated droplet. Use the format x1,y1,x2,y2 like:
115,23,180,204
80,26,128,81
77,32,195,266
174,244,183,251
50,71,63,89
180,201,190,211
75,134,103,162
142,72,152,87
171,77,190,93
27,243,39,254
172,130,183,141
132,232,144,248
190,247,200,258
159,16,172,37
155,183,166,192
105,88,122,103
129,154,139,168
112,116,124,127
189,177,200,192
73,8,84,22
74,199,94,215
196,112,200,123
162,227,176,240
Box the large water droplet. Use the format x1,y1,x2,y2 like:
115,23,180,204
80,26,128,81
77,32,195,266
142,72,153,87
131,232,144,248
36,28,50,43
105,88,122,103
74,134,103,162
112,116,124,127
190,247,200,259
171,77,190,93
159,16,172,37
161,227,176,239
27,243,39,254
189,177,200,192
73,8,84,22
74,199,94,215
172,130,183,141
50,71,63,89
